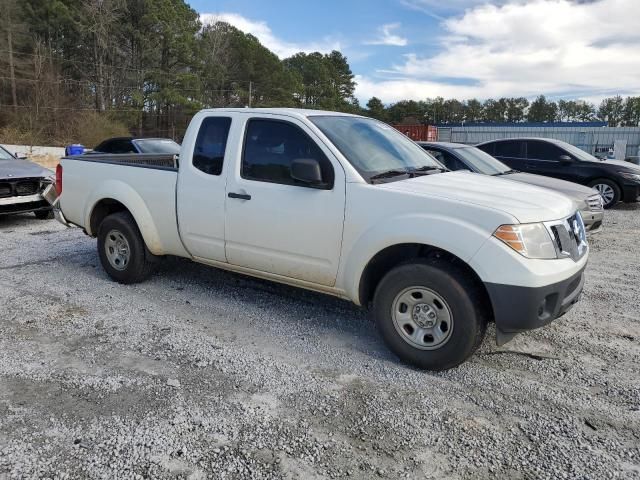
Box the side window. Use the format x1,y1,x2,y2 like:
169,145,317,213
110,139,136,154
193,117,232,175
424,149,445,164
477,143,494,155
527,141,565,161
494,141,523,158
242,119,334,188
95,140,113,153
426,149,466,171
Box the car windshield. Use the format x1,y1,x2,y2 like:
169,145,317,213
454,146,511,175
310,116,442,182
134,139,181,154
0,146,15,160
556,141,602,162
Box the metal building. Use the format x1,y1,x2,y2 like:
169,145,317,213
437,123,640,161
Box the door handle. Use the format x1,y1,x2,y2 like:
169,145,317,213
228,192,251,200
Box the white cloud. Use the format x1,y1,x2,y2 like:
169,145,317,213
365,23,408,46
357,0,640,103
200,13,341,58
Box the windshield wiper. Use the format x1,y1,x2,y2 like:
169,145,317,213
409,165,447,174
369,169,411,182
492,169,518,176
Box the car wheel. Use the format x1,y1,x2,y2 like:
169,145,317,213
34,209,54,220
588,179,620,209
97,212,155,284
373,260,488,371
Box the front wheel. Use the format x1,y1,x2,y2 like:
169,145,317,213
97,212,155,284
34,209,54,220
373,261,488,370
588,179,620,209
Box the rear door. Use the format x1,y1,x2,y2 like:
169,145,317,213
224,115,346,287
525,140,579,182
176,115,234,262
492,140,527,171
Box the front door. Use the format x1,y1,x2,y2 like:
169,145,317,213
525,140,579,182
224,116,346,287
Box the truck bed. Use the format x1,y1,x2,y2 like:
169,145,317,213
59,153,188,257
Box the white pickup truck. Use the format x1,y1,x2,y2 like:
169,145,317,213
52,108,588,370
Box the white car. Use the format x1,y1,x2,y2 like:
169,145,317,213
50,109,588,370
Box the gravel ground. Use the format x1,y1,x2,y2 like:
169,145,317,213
0,206,639,480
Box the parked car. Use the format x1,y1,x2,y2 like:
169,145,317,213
90,137,181,155
476,138,640,208
50,109,588,370
0,145,54,219
418,142,604,233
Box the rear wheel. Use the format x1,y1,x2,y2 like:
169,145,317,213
588,179,620,208
97,212,155,284
373,260,487,370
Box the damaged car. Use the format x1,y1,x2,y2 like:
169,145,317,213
0,145,54,219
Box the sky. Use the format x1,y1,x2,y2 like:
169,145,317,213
192,0,640,105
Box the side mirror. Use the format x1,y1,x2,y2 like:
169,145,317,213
291,158,327,188
559,155,573,163
15,152,27,160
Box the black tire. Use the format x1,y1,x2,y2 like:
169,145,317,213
97,211,155,284
588,178,620,209
373,260,488,371
34,209,54,220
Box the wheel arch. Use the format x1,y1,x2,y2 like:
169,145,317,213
357,243,494,322
84,180,166,255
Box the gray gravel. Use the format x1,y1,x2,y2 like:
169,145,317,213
0,206,639,479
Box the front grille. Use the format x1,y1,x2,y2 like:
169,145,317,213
15,180,40,196
0,182,11,198
547,213,588,261
587,194,603,211
0,178,46,198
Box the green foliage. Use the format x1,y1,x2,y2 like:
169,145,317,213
283,50,356,110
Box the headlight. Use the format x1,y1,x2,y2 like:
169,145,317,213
493,223,557,259
619,172,640,183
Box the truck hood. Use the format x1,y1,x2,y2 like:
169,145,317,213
0,158,53,179
378,171,575,224
500,172,596,202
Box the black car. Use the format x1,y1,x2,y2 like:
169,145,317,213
0,145,54,219
91,137,181,155
476,138,640,208
418,142,604,232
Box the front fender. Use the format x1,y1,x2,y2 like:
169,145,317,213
84,180,166,255
339,213,493,305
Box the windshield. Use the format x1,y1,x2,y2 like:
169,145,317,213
310,116,442,182
455,146,511,175
0,146,15,160
556,141,601,162
134,139,181,154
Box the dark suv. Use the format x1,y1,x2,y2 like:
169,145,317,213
477,138,640,208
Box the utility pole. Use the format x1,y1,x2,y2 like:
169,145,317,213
248,81,252,108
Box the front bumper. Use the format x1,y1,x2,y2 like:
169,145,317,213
42,184,71,227
621,183,640,203
0,193,51,216
486,265,586,344
580,208,604,234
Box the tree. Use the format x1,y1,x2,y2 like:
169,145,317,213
283,50,356,110
463,99,483,123
622,97,640,127
366,97,386,121
527,95,558,122
598,96,625,126
483,98,507,122
505,97,529,123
